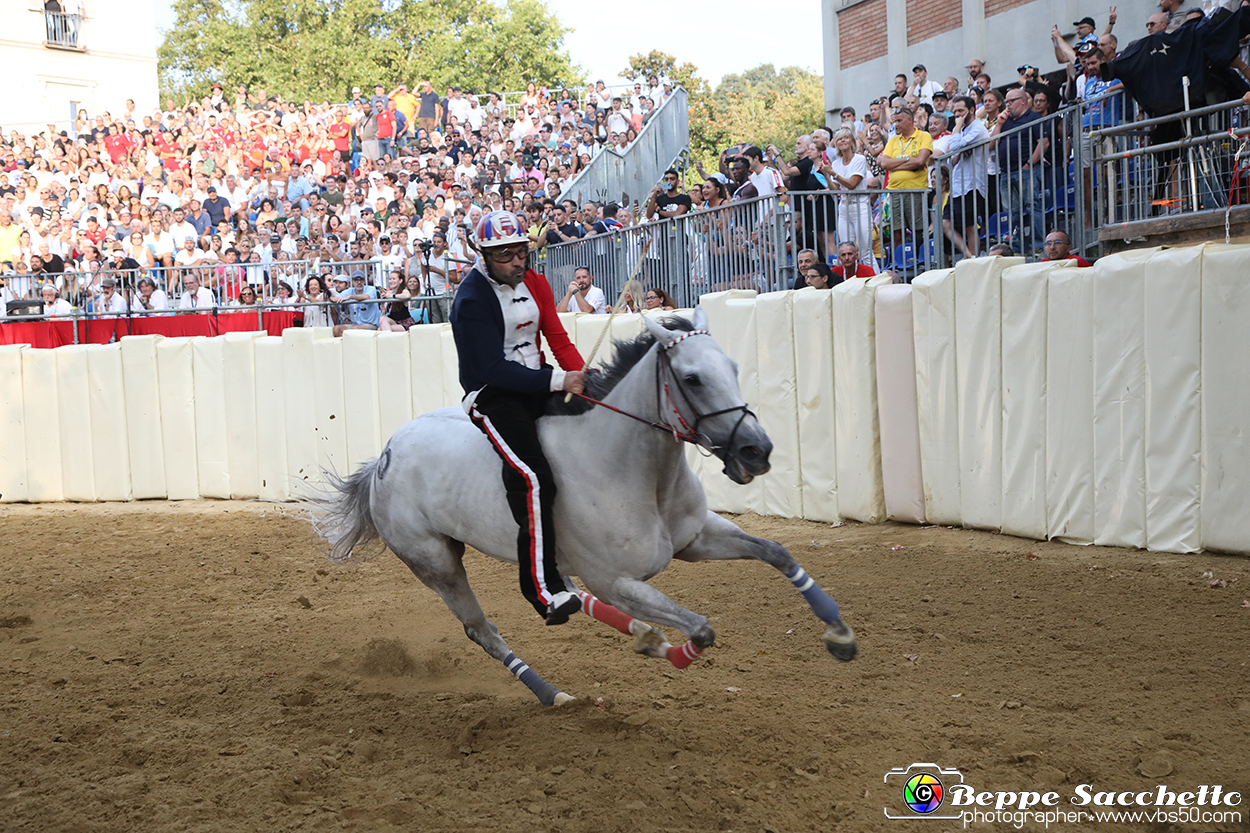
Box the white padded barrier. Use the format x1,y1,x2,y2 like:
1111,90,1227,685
254,336,289,501
1199,243,1250,554
910,268,961,525
830,279,886,523
155,338,199,500
791,289,839,522
192,337,231,499
280,328,319,491
700,290,761,514
342,330,384,471
56,345,96,501
754,291,803,518
574,314,613,367
120,336,166,500
312,336,349,478
222,333,261,500
874,285,925,523
408,323,446,416
22,347,63,502
1143,246,1201,553
376,332,414,442
1091,251,1152,549
86,343,133,502
953,257,1008,531
1045,263,1094,543
0,345,27,502
439,325,459,407
1000,262,1052,541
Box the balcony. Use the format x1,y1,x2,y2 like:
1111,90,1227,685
44,11,83,51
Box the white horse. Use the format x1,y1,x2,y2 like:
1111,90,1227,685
308,309,857,705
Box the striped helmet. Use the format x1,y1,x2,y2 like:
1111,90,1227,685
473,210,528,249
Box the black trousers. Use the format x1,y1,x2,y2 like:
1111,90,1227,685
469,387,568,617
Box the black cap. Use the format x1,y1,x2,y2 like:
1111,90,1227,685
354,188,364,195
206,186,217,192
1073,16,1096,27
270,234,281,242
912,64,926,72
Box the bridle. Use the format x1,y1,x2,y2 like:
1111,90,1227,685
573,329,755,457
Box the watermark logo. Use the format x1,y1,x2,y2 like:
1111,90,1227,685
884,763,964,820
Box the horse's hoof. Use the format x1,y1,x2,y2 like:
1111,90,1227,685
552,692,576,706
823,621,858,662
633,625,672,659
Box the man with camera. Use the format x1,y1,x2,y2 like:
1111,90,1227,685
419,232,458,323
645,169,692,220
558,266,607,315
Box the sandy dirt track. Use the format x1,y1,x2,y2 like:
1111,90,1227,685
2,501,1249,833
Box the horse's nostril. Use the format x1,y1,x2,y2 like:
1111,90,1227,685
739,445,763,461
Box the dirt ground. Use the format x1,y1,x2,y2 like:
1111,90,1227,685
1,502,1249,833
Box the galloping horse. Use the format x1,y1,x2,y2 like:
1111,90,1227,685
308,309,857,705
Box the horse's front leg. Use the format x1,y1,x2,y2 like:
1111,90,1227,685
674,511,857,662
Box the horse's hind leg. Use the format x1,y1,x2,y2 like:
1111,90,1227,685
674,511,857,662
393,539,575,706
598,578,717,668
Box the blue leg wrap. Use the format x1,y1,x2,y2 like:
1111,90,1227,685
502,652,560,706
785,565,841,624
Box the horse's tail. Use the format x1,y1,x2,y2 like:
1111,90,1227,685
302,459,384,563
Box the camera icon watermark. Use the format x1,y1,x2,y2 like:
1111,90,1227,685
883,763,965,820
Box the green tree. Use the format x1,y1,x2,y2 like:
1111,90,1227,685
158,0,584,103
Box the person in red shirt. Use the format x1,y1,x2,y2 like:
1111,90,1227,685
329,109,352,164
374,100,396,159
830,241,877,279
1039,230,1092,266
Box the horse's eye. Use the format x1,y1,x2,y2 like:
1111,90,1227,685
684,374,702,387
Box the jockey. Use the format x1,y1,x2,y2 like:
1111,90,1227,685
450,211,587,625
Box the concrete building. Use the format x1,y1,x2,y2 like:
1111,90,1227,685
2,0,158,136
821,0,1155,121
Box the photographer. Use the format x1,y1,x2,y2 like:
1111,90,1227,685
419,232,457,323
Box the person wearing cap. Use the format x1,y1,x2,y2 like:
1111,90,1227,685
909,64,943,106
96,276,128,314
450,210,586,626
332,270,381,335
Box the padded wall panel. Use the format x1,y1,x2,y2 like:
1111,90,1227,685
56,346,96,501
874,285,925,523
155,338,199,500
120,336,166,499
1000,263,1051,541
408,323,445,417
910,268,961,525
575,314,614,369
439,325,460,408
342,331,383,471
755,291,803,518
830,279,885,522
281,328,319,492
376,332,414,443
954,257,1007,530
0,345,27,502
1091,252,1151,549
610,312,646,351
86,344,133,501
791,289,839,521
1143,246,1201,553
699,290,760,513
222,333,260,499
312,337,349,478
1046,265,1095,543
1199,244,1250,554
192,337,231,499
254,337,289,501
22,349,63,501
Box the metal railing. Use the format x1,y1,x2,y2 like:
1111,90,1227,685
560,88,689,207
1091,98,1250,228
44,11,81,49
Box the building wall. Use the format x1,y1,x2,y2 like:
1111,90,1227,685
0,0,158,135
823,0,1156,123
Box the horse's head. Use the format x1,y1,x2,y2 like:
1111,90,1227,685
644,307,772,484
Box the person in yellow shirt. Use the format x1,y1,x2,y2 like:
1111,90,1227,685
877,104,933,252
390,84,419,147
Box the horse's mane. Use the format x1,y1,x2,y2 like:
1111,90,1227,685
547,316,696,416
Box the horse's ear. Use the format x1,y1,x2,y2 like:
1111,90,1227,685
643,314,679,347
692,305,708,331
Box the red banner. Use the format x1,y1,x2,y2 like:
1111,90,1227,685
0,311,304,348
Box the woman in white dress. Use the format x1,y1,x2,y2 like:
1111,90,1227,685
823,128,878,271
300,274,332,328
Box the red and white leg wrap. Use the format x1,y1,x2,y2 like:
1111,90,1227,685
576,591,635,635
665,641,704,670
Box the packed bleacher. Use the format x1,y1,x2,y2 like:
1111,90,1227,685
0,75,678,330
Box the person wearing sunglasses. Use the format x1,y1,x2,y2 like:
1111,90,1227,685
450,210,586,626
